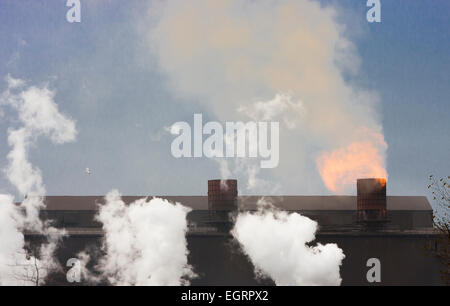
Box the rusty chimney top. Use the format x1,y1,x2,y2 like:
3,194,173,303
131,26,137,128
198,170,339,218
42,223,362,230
357,178,387,222
208,179,238,211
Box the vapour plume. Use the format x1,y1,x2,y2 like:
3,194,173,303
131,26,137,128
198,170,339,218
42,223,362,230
232,198,345,285
0,76,77,285
148,0,387,194
0,194,60,285
317,131,388,192
0,194,27,285
70,251,101,284
95,190,195,285
238,93,305,130
2,75,77,228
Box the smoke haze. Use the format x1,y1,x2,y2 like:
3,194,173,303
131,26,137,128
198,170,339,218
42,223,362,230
232,199,345,285
94,190,195,285
148,0,387,194
0,76,77,285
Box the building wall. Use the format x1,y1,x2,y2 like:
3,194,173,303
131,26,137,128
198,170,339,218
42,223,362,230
39,209,434,231
320,236,443,286
27,233,444,286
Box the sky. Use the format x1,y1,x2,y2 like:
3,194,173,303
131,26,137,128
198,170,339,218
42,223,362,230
0,0,448,198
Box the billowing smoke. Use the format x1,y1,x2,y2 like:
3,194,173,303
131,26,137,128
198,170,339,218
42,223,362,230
317,129,388,193
0,75,77,285
148,0,387,194
232,199,345,285
0,194,29,285
93,190,195,285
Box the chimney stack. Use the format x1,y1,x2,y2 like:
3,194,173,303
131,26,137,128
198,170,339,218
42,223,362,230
208,179,238,211
357,178,387,222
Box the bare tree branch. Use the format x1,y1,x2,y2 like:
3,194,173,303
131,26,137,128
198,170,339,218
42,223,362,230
428,175,450,284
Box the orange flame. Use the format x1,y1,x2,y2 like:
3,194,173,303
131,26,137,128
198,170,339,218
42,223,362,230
316,136,387,193
374,178,387,187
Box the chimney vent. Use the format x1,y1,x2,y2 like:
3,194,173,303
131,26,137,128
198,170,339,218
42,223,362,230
357,178,387,222
208,179,238,211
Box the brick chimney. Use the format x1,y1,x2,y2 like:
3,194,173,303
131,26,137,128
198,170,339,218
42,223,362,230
208,179,238,211
357,178,387,222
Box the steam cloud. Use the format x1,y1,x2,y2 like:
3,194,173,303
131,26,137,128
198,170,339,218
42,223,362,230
0,76,77,285
317,130,388,192
93,190,195,285
232,199,345,285
148,0,387,193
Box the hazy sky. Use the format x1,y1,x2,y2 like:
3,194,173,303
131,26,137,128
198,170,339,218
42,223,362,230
0,0,448,197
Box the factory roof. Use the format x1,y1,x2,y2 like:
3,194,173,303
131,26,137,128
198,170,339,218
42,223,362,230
35,195,432,211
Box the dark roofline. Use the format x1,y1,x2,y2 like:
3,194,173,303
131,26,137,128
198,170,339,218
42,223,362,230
24,195,432,211
23,226,441,238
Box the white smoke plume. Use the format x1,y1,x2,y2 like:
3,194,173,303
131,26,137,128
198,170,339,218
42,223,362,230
147,0,387,194
0,194,28,285
232,198,345,285
0,75,77,285
94,190,195,285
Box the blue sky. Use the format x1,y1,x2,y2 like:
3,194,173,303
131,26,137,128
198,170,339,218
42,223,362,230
0,0,448,197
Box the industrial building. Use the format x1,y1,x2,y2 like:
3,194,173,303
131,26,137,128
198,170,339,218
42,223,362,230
26,178,444,285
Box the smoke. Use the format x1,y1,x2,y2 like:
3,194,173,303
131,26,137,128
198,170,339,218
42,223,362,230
232,198,345,285
147,0,387,194
93,190,195,285
238,93,305,130
0,194,27,285
0,76,77,285
317,130,388,193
